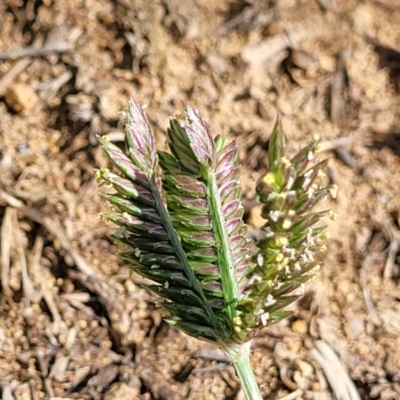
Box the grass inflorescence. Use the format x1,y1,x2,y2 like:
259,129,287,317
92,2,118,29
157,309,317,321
96,99,336,399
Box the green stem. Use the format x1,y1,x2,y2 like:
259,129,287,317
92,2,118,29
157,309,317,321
223,341,263,400
207,172,239,321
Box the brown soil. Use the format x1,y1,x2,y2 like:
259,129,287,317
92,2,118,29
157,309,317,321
1,0,400,399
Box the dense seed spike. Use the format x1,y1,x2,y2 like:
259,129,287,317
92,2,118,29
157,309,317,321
237,117,336,338
162,104,253,339
98,100,229,345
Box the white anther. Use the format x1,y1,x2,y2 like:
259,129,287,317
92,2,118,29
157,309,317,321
261,312,270,326
286,175,295,190
264,295,276,307
264,227,274,238
306,228,315,246
282,219,292,229
285,247,296,260
270,210,282,222
249,274,262,285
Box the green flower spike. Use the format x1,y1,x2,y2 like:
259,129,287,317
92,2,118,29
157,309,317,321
96,100,336,400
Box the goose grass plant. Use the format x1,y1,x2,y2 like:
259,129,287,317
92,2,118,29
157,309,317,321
96,99,337,399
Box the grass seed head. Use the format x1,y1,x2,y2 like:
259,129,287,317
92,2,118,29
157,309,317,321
98,99,335,345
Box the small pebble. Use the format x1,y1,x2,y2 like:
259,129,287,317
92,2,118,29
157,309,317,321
5,83,39,115
292,319,308,335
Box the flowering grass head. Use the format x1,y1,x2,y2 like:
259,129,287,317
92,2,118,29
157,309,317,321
96,99,336,399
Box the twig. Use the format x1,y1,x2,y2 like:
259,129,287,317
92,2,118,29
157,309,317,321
29,380,40,400
31,236,63,326
380,214,400,280
278,389,304,400
43,379,55,399
0,41,72,61
192,349,229,363
279,364,299,391
220,6,272,33
0,58,31,96
0,207,13,295
39,70,73,101
193,363,230,374
309,340,360,400
359,254,376,312
374,209,400,280
334,146,359,170
318,137,353,152
384,237,400,279
0,384,14,400
318,137,360,171
330,54,347,125
12,211,39,302
0,190,99,280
